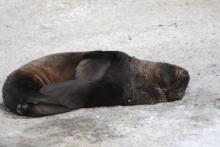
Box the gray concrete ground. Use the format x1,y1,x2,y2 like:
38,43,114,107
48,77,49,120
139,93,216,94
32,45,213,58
0,0,220,146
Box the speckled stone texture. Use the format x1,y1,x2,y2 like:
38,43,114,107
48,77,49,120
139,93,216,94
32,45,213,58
0,0,220,146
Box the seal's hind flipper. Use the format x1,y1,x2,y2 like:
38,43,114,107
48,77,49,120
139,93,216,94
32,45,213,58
40,79,106,109
75,51,115,82
27,104,71,117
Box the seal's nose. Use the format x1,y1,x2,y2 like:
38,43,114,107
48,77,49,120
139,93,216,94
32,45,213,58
177,67,189,77
181,70,188,76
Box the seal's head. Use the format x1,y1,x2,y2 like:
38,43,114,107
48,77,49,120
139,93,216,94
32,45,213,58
159,63,190,100
142,62,190,102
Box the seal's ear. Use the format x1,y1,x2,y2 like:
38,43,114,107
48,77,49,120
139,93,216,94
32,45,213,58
75,51,115,82
40,79,105,109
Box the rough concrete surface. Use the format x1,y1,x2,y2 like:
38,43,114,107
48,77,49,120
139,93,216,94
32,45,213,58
0,0,220,146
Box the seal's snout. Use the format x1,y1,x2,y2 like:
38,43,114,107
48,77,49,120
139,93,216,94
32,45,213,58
175,67,190,99
181,70,189,76
177,67,189,76
158,63,190,101
177,67,190,82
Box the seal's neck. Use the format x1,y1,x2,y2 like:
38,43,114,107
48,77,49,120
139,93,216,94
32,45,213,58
129,59,168,104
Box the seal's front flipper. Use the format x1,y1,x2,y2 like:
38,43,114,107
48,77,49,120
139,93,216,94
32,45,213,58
40,79,106,109
75,51,116,82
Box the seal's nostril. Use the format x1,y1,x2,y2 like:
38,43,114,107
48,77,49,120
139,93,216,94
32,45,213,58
182,70,188,76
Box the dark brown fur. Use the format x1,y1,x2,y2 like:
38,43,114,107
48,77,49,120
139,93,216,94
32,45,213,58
2,51,190,117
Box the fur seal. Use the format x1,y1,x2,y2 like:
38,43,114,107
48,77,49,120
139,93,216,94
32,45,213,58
2,51,190,117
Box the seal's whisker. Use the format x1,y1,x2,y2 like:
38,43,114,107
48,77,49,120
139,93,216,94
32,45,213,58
164,81,180,91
